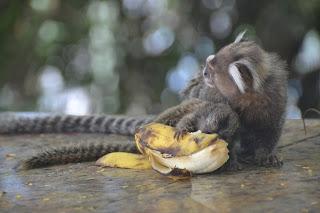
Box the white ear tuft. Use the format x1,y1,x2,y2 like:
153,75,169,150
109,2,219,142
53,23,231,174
228,64,246,93
234,30,247,43
235,59,262,90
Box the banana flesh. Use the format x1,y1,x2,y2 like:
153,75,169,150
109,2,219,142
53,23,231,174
96,123,229,177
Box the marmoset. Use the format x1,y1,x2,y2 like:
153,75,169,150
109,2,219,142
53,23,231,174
1,32,287,169
182,36,288,166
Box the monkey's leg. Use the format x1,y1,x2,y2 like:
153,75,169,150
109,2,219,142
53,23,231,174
240,126,283,167
219,136,243,171
234,95,285,167
253,129,283,167
196,103,242,171
195,103,240,139
154,98,204,126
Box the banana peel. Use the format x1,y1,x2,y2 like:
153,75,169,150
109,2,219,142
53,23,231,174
96,123,229,177
96,152,152,170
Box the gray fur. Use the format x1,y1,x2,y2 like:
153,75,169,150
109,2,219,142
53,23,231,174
1,114,154,170
0,115,154,135
19,142,138,170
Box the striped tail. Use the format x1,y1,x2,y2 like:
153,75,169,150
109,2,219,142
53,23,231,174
0,114,155,135
18,142,138,170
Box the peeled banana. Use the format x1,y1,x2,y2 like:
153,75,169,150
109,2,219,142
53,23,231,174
135,123,229,176
96,123,229,177
96,152,152,170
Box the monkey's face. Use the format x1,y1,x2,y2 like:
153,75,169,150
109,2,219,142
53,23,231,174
203,41,265,99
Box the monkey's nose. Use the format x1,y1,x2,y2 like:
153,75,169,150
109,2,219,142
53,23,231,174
206,54,215,64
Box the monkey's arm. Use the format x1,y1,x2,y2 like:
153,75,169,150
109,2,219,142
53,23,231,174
154,98,205,126
173,102,240,141
198,103,242,170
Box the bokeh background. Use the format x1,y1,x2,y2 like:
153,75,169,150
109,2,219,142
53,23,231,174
0,0,319,118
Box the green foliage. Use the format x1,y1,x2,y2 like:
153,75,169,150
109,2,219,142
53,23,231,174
0,0,319,116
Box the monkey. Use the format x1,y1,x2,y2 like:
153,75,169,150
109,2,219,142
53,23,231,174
180,38,288,167
1,32,288,169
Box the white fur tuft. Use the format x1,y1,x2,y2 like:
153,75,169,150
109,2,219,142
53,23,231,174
228,64,246,93
234,30,247,43
234,59,262,90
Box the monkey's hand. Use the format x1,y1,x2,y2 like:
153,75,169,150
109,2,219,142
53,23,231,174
174,113,197,140
254,148,283,167
174,129,189,140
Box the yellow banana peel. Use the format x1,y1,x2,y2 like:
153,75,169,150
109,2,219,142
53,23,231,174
96,123,229,177
96,152,152,170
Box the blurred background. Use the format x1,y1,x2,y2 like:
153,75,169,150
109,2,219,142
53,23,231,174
0,0,319,118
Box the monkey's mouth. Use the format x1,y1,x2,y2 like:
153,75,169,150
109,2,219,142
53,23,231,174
204,78,215,88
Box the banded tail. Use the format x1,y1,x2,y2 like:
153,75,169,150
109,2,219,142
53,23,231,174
19,142,138,170
0,114,154,135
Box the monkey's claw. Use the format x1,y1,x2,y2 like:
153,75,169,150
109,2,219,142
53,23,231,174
254,151,283,167
174,129,188,140
225,159,243,171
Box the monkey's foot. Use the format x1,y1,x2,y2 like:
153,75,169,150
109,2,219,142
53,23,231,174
254,149,283,167
220,159,243,171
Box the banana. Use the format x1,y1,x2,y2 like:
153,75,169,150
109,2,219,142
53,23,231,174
96,123,229,177
135,123,229,176
96,152,152,170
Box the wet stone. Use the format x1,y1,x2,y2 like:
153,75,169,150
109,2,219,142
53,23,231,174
0,120,319,213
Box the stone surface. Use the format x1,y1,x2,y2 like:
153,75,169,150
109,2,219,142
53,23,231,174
0,119,319,213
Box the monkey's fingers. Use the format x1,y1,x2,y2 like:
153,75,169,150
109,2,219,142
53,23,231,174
254,153,283,168
221,159,243,171
174,129,188,140
266,154,283,167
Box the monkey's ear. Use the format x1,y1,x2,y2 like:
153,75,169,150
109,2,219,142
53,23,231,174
228,63,246,93
233,59,262,91
234,30,247,43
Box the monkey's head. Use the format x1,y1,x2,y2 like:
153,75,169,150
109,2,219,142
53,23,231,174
203,39,270,99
